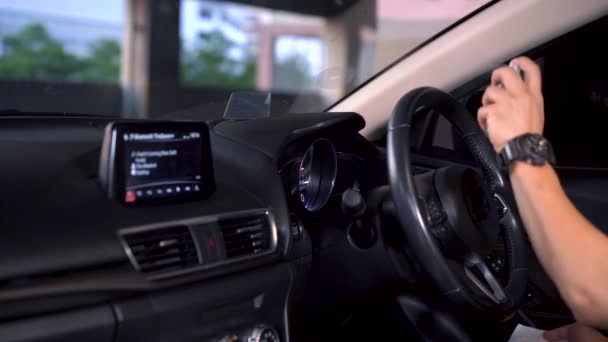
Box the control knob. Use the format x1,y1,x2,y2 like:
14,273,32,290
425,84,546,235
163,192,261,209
242,325,279,342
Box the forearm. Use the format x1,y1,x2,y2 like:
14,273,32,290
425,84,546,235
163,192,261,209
510,163,608,327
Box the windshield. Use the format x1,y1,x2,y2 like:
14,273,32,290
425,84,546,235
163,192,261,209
0,0,491,119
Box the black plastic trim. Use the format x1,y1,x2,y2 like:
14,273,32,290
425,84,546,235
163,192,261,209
117,209,279,280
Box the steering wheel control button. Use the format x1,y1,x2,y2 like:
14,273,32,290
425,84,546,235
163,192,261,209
485,254,505,274
425,196,445,224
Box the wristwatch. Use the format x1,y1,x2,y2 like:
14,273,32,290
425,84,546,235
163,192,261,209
498,133,556,170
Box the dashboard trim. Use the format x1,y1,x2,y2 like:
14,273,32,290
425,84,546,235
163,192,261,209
108,129,117,199
117,208,279,281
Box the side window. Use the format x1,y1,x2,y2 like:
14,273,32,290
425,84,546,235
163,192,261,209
542,16,608,168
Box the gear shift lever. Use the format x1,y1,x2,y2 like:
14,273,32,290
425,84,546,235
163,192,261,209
341,188,366,219
342,189,376,248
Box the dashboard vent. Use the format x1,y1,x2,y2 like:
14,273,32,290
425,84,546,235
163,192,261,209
219,214,272,258
121,225,200,274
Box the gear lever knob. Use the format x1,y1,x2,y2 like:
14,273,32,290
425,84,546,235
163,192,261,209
341,189,366,219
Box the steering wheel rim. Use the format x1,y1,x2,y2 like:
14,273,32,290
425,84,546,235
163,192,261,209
387,87,528,318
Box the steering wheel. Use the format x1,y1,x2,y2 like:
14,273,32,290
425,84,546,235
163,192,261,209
387,87,528,318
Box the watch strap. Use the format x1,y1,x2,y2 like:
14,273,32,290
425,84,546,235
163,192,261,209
498,134,555,169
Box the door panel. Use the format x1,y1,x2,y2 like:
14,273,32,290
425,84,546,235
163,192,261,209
558,168,608,234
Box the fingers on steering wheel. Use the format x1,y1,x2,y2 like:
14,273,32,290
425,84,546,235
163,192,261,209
477,104,496,131
510,56,543,94
482,86,509,106
491,66,526,94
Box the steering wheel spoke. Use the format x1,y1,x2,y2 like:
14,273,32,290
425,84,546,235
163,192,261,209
464,253,508,304
493,193,509,221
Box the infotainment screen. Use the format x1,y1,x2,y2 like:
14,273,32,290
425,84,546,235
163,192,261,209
99,122,214,204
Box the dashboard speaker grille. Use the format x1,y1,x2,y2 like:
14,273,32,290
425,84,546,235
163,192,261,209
122,225,199,274
219,214,271,258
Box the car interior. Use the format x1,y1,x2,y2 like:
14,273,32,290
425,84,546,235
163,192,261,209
1,0,607,341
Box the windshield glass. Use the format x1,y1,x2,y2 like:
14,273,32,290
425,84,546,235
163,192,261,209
0,0,491,119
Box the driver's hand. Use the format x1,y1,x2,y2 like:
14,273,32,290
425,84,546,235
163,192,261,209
544,322,608,341
477,56,545,153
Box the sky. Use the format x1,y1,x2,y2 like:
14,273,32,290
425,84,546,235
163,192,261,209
181,0,247,46
0,0,124,24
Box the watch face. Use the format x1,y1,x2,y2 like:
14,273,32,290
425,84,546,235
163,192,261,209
525,135,545,151
522,134,554,166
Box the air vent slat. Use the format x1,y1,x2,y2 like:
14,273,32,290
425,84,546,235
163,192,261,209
219,213,272,259
224,246,266,258
125,232,192,246
223,233,265,245
221,224,264,236
136,254,197,264
131,244,197,256
224,240,264,250
135,249,198,264
121,225,200,275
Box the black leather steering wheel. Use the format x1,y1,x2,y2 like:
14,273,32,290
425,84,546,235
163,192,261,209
387,87,528,318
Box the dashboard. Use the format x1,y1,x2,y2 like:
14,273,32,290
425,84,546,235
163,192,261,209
0,112,387,342
0,109,567,341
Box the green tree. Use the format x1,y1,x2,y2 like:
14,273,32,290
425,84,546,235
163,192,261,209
0,23,82,80
79,39,121,82
181,29,256,89
273,54,314,92
0,23,121,83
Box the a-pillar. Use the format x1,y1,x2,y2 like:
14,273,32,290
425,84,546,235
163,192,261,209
121,0,180,118
322,1,376,101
